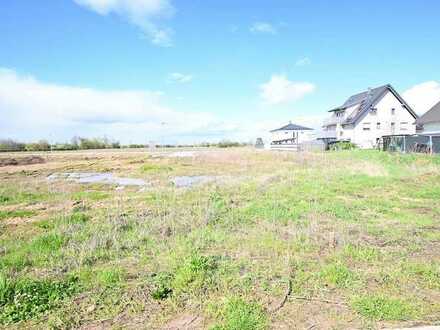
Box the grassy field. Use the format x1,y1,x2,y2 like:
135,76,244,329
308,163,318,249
0,148,439,329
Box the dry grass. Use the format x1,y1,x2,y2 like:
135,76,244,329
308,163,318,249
0,147,440,329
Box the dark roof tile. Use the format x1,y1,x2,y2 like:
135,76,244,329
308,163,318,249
271,123,313,132
417,101,440,124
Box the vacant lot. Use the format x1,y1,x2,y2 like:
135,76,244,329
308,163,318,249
0,148,439,329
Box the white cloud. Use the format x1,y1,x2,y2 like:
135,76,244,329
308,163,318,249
168,72,193,84
0,68,287,144
295,57,311,66
250,22,277,34
403,81,440,115
260,74,316,105
74,0,175,46
0,68,220,143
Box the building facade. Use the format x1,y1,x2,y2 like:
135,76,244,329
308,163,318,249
321,84,418,148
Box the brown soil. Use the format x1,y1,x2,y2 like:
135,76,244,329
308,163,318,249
0,155,45,167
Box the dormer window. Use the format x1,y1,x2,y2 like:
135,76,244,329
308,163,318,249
336,111,345,118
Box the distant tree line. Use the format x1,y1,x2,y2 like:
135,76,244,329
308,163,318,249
0,137,120,152
0,137,250,152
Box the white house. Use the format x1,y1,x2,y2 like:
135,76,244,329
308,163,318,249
417,101,440,134
270,122,315,147
321,84,418,148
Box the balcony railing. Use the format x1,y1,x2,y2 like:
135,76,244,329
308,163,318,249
318,130,337,139
322,116,346,126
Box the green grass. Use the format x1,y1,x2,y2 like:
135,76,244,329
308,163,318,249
320,261,358,289
140,163,172,173
0,274,78,325
352,294,415,321
72,191,111,202
1,149,439,328
343,244,381,263
0,210,36,220
95,268,125,287
211,297,268,330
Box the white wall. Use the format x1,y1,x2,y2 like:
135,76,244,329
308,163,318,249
344,91,416,148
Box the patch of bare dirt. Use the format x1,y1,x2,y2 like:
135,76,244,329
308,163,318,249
0,156,45,167
161,314,204,330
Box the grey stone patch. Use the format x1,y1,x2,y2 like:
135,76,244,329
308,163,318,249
171,175,220,188
47,172,148,188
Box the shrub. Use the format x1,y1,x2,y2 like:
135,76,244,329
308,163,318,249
212,297,268,330
0,274,78,324
352,294,414,321
217,140,243,148
24,140,50,152
0,139,26,152
329,141,357,151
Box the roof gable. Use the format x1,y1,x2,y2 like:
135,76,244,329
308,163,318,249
271,123,313,132
330,84,418,125
417,101,440,125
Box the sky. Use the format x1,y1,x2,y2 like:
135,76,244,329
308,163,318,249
1,0,440,144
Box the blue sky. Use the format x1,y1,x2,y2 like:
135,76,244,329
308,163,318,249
1,0,440,144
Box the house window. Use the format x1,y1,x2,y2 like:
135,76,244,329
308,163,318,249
363,123,371,131
370,108,377,115
340,131,344,136
391,122,395,131
400,122,408,130
336,111,345,118
376,122,381,130
391,108,396,115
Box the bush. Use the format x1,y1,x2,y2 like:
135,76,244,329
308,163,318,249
24,140,50,152
329,141,357,151
0,275,78,324
217,140,243,148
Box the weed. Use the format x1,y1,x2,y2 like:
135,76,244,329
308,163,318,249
151,272,173,300
343,244,381,263
0,194,11,204
65,212,90,225
0,274,78,324
30,233,65,253
403,263,440,289
352,294,415,321
172,254,218,296
211,297,268,330
96,269,124,287
320,261,357,289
